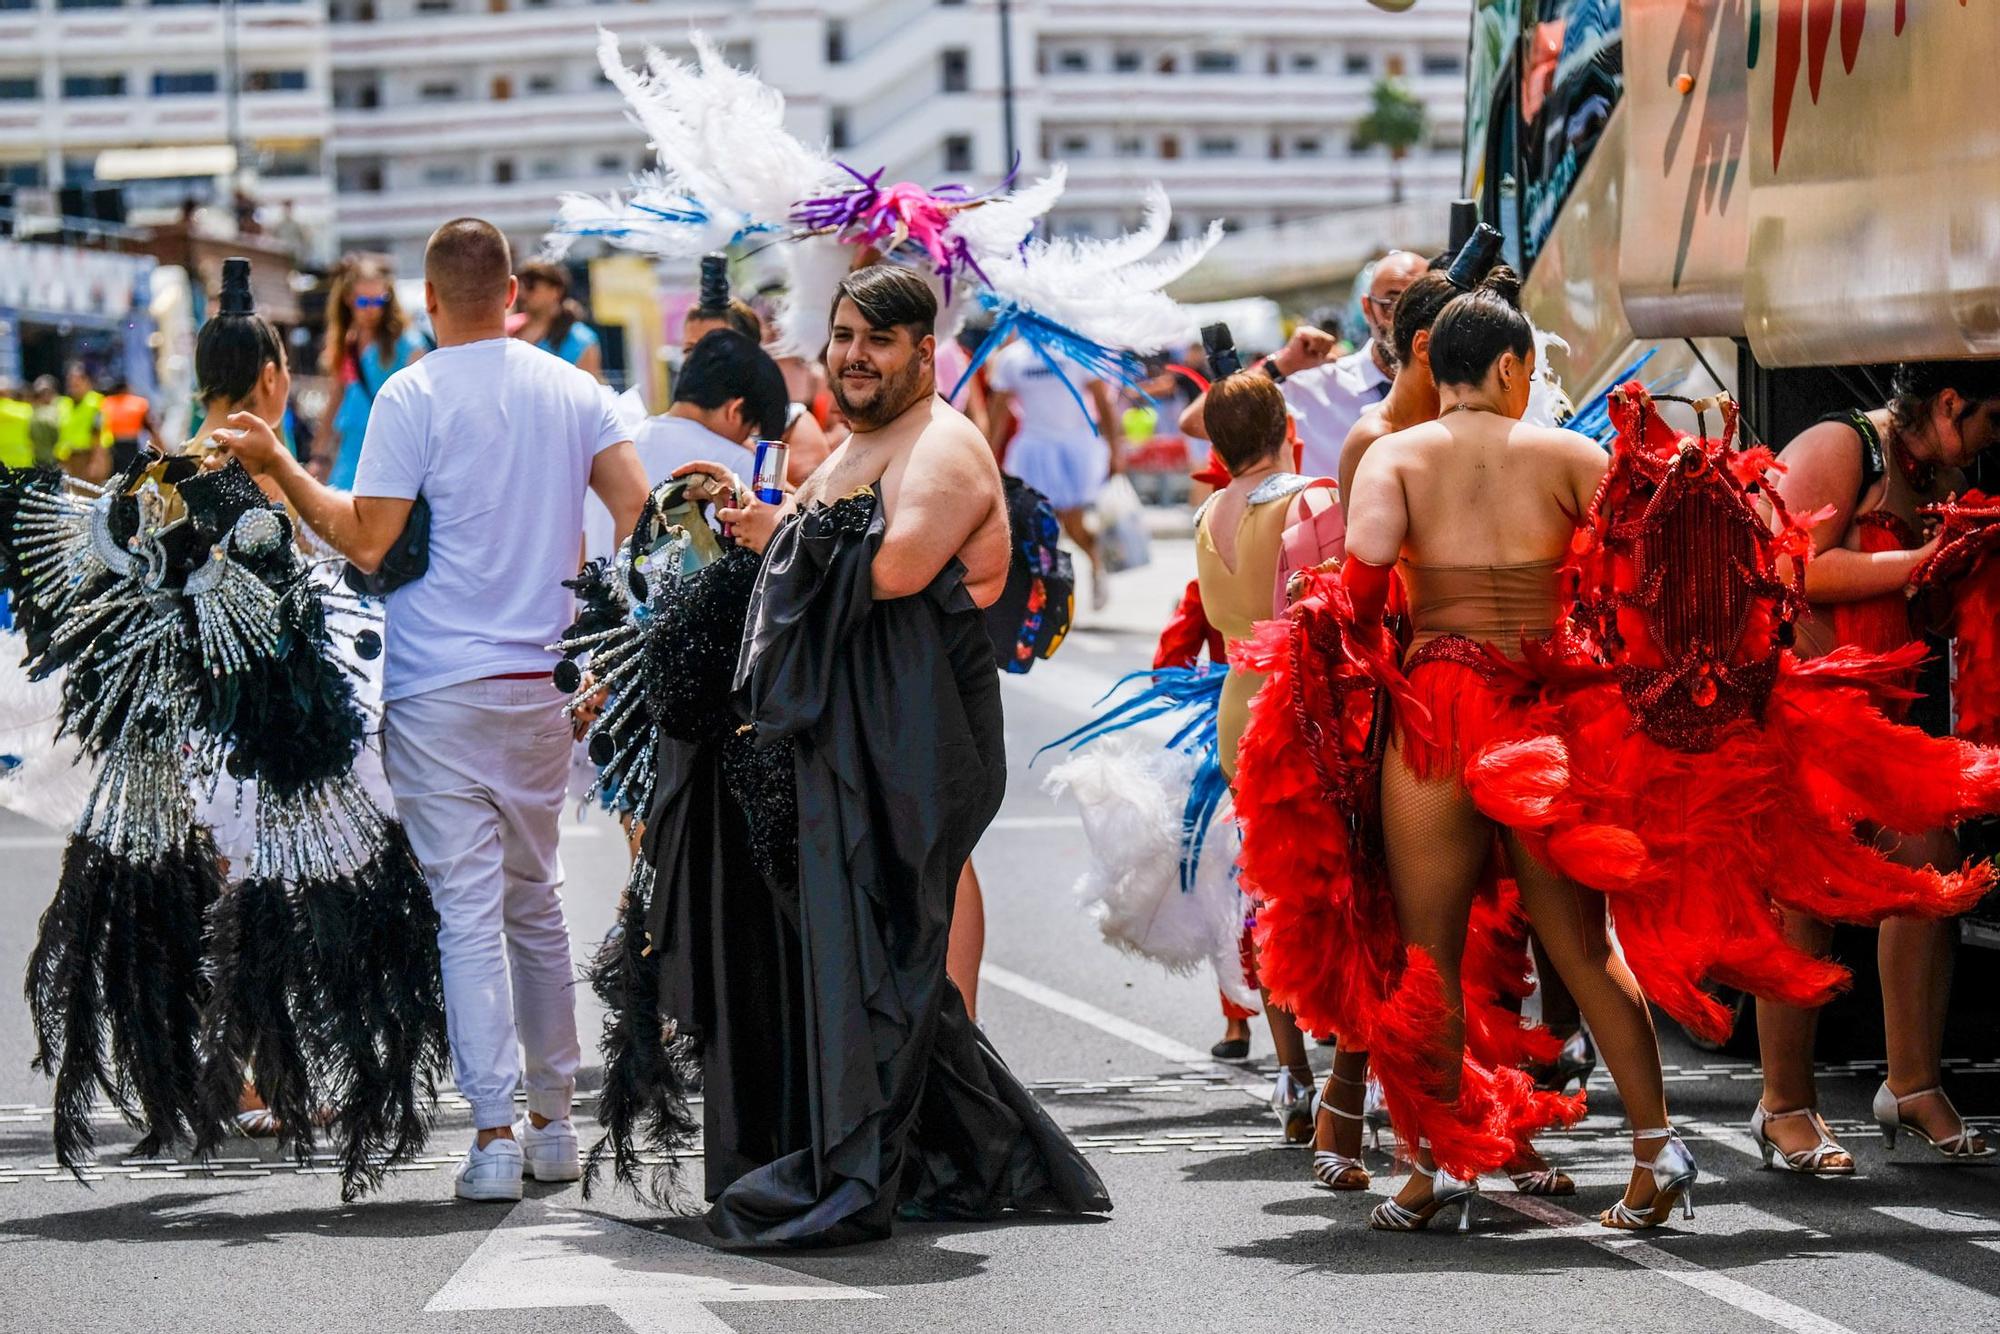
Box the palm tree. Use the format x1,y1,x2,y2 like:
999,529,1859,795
1352,76,1429,204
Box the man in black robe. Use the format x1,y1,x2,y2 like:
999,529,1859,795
655,265,1109,1246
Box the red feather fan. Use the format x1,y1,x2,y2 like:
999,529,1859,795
1467,385,2000,1045
1912,493,2000,744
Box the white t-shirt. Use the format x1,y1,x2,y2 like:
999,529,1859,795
1283,342,1392,478
353,337,628,701
583,413,752,560
988,341,1101,444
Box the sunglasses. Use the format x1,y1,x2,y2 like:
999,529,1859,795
352,295,389,310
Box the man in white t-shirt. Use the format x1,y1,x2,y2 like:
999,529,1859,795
983,339,1123,608
1179,249,1427,479
584,329,789,557
210,218,648,1205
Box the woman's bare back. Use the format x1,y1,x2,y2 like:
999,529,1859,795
1345,411,1605,569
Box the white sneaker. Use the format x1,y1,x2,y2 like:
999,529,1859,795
454,1135,524,1203
519,1116,582,1183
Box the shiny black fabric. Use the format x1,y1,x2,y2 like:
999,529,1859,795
697,484,1110,1247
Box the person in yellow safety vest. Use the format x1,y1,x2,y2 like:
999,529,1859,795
0,380,33,469
57,362,111,482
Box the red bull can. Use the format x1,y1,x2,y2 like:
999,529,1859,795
752,439,789,504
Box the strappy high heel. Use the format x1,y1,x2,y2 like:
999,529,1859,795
1361,1076,1390,1150
1600,1127,1697,1230
1310,1077,1370,1190
1272,1067,1316,1145
1873,1082,1994,1160
1370,1141,1478,1233
1506,1154,1576,1196
1535,1028,1597,1095
1749,1103,1855,1174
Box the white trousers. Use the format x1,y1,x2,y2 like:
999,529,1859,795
384,677,580,1130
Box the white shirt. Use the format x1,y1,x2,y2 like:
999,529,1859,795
583,413,752,560
1283,342,1393,479
353,337,628,701
988,341,1101,443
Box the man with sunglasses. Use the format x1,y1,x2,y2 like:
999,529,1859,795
1180,249,1427,480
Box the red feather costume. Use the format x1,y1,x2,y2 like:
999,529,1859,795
1469,386,2000,1043
1234,383,2000,1177
1912,492,2000,744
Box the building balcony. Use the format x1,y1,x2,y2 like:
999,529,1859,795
1033,70,1468,119
333,173,611,239
327,4,743,65
0,5,325,59
0,90,330,148
1035,0,1470,42
1053,153,1463,212
331,90,637,154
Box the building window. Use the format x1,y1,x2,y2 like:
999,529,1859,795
1344,52,1371,75
1058,135,1090,157
527,74,558,95
153,70,220,96
58,0,124,8
829,108,850,150
1293,136,1323,156
1291,52,1320,72
244,69,309,93
63,74,129,98
825,21,846,64
1196,136,1239,158
531,158,562,179
261,147,320,177
1159,133,1180,160
415,0,452,11
1386,54,1406,77
1433,128,1464,153
2,160,46,187
1114,135,1143,158
343,163,384,192
1192,51,1239,74
943,134,972,173
940,48,969,94
493,157,515,184
0,76,38,101
417,81,461,102
1421,52,1464,77
595,152,623,174
421,163,465,186
1055,50,1088,73
491,75,512,101
1112,50,1140,73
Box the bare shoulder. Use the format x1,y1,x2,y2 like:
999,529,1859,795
911,400,1000,489
1368,419,1451,473
1518,423,1606,463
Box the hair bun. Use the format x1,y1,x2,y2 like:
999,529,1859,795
1478,265,1523,308
219,257,256,316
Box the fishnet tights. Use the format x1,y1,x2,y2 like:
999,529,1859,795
1378,734,1667,1135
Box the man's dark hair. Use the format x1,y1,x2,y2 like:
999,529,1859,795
425,217,512,311
829,264,936,341
674,329,789,440
1890,358,2000,434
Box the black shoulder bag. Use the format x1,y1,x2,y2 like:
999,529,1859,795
337,348,432,596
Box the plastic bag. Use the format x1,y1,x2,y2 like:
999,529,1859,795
1095,473,1152,574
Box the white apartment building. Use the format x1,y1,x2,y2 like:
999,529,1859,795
327,0,1470,273
0,0,333,236
0,0,1471,279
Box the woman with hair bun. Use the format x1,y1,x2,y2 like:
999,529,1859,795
1750,360,2000,1172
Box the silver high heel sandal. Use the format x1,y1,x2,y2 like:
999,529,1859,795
1537,1028,1598,1095
1872,1082,1994,1160
1310,1078,1370,1191
1272,1067,1316,1145
1600,1127,1698,1230
1369,1140,1478,1233
1361,1076,1390,1150
1749,1103,1855,1174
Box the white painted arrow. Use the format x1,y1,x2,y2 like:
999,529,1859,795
425,1198,882,1333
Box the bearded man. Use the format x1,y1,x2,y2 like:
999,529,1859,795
663,265,1110,1246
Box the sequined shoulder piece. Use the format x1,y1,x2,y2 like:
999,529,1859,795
1247,472,1312,505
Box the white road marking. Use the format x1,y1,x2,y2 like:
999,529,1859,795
1492,1193,1861,1334
981,963,1217,1069
425,1197,879,1334
1874,1205,2000,1234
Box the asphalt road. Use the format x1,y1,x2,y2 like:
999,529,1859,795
3,536,1998,1334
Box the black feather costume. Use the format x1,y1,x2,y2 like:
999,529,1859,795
1,455,447,1198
